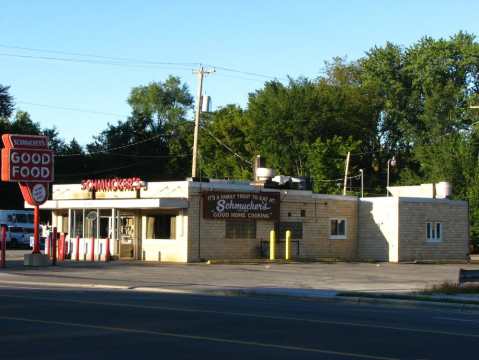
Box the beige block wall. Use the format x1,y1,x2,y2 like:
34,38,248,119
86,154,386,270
398,199,469,261
187,192,358,262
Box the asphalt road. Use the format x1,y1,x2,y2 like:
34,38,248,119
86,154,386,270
0,286,478,359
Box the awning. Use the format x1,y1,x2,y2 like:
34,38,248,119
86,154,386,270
26,198,188,210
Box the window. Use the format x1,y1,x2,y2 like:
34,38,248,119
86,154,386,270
278,222,303,239
146,214,176,239
71,210,83,238
225,221,256,239
330,218,347,239
426,222,442,242
84,210,98,238
16,214,28,223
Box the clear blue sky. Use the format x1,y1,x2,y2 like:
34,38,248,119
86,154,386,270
1,0,479,145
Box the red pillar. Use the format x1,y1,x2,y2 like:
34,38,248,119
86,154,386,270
32,205,40,254
105,237,110,262
75,236,80,261
52,227,57,265
90,237,95,262
59,234,65,261
1,225,6,268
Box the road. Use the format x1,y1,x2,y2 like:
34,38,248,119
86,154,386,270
0,285,478,359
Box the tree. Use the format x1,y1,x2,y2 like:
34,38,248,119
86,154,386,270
0,84,14,119
86,76,194,180
306,136,361,194
200,105,253,179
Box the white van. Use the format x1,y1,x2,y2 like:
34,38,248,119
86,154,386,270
0,210,34,248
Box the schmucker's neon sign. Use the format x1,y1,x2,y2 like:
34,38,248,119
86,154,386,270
81,177,146,192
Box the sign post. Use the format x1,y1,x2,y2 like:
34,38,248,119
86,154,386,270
1,134,54,265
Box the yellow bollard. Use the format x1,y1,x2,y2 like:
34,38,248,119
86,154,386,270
285,230,291,260
269,230,276,260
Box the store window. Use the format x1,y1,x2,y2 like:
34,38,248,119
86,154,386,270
426,222,442,242
278,222,303,239
71,210,83,238
330,218,347,239
146,214,176,239
84,210,98,238
225,221,256,239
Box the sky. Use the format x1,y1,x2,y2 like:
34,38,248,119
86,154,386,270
1,0,479,145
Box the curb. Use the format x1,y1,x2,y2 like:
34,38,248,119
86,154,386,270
1,279,479,312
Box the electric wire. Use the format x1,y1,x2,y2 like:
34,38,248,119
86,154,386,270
0,44,284,80
0,52,194,70
55,133,167,157
0,44,197,66
17,101,128,118
200,125,252,165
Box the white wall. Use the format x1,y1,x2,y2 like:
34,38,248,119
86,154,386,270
141,210,188,262
358,198,399,262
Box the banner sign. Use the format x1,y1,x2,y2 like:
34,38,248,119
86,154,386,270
203,191,280,220
1,134,53,206
81,177,146,192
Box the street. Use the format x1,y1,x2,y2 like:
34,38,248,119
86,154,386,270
0,285,478,359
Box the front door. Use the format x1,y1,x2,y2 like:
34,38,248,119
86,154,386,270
119,213,136,259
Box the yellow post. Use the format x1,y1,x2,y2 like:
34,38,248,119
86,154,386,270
285,230,291,260
269,230,276,260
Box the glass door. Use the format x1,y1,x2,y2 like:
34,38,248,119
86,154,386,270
119,213,136,259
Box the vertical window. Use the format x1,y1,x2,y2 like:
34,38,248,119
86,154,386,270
146,214,176,239
426,222,442,242
225,221,256,239
330,218,347,239
84,210,98,238
71,210,83,238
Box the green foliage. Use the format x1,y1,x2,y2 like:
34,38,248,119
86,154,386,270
199,105,253,179
307,136,361,194
0,84,14,119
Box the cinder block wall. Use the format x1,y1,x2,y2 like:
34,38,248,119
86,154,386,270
398,199,469,261
187,191,358,262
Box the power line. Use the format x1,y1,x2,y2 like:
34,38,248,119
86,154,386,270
0,44,198,67
56,152,190,159
0,52,194,70
17,101,128,118
55,133,167,157
0,43,285,81
313,173,362,182
200,125,252,165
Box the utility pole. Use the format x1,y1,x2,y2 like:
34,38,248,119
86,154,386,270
191,66,215,178
343,151,351,196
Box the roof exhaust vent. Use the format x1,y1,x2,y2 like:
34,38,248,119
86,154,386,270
253,155,275,183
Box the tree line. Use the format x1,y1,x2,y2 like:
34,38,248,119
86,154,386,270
1,32,479,246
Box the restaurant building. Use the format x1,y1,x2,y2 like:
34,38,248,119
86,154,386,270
34,178,469,263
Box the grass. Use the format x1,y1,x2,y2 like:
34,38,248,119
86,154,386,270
422,281,479,295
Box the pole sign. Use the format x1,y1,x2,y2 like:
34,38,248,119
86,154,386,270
203,191,280,220
1,134,54,206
